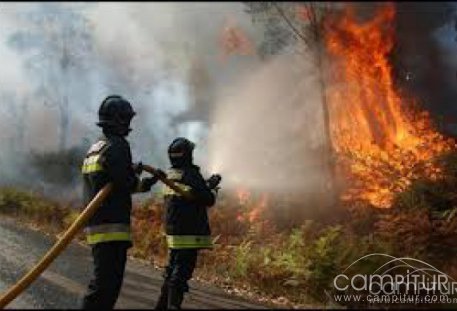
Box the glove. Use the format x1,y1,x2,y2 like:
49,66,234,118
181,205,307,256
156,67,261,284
154,168,166,179
207,174,222,190
141,177,159,192
133,162,143,175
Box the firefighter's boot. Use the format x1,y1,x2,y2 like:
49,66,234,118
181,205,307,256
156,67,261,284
155,283,169,310
167,286,184,310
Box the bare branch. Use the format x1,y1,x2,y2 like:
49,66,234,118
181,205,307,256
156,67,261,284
272,2,313,48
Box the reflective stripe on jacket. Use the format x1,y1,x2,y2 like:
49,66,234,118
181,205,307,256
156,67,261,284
85,223,132,245
82,135,139,246
162,165,216,248
166,235,213,249
161,182,192,197
81,154,103,174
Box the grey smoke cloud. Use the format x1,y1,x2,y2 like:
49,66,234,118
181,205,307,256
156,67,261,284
0,2,268,191
207,52,328,195
1,2,455,205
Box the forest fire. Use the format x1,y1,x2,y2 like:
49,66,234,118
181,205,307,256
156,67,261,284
324,4,456,208
219,3,456,214
236,188,251,205
235,188,268,224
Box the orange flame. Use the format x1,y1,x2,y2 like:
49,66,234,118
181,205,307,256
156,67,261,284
235,189,268,224
248,193,268,223
324,4,456,208
296,5,310,23
236,188,251,205
219,17,255,61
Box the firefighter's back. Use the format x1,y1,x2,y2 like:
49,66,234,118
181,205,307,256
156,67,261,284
82,134,135,234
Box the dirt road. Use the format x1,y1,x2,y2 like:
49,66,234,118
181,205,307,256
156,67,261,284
0,217,267,309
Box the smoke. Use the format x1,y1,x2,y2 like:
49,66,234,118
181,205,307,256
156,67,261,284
86,2,330,198
392,2,457,134
207,52,328,195
0,2,263,193
0,2,342,207
1,1,453,206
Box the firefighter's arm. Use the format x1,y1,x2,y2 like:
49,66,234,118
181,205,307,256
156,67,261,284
207,174,222,192
104,141,139,193
186,170,216,207
132,164,165,193
136,176,160,192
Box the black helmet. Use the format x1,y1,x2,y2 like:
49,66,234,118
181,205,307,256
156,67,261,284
168,137,195,167
97,95,136,136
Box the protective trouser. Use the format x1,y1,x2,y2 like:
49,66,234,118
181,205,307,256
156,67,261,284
155,249,198,310
82,241,130,309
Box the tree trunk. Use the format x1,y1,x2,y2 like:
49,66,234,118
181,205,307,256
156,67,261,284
59,95,69,151
315,32,338,212
272,2,339,211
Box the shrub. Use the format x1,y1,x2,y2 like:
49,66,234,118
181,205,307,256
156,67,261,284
0,187,73,234
2,149,457,307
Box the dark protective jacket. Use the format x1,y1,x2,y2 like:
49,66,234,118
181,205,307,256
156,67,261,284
162,164,216,249
82,134,149,245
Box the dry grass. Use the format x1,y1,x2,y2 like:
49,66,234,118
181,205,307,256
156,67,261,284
2,150,457,307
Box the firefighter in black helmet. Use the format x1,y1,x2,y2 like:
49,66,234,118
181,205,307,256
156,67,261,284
81,95,163,309
155,137,222,310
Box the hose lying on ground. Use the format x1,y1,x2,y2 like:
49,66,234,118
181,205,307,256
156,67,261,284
0,183,113,309
0,165,189,309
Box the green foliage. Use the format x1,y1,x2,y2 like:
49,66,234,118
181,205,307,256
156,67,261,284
233,240,253,278
305,226,342,295
274,227,309,278
0,187,73,234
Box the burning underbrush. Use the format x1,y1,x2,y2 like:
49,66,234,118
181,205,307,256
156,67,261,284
325,3,457,209
126,152,457,308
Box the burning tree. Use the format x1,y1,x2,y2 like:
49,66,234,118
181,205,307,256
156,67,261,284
244,2,457,209
219,16,255,60
324,4,456,208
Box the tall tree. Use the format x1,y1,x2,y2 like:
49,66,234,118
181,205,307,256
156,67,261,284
244,2,337,209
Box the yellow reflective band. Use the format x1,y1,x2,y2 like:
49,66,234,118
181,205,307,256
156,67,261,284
81,155,103,173
167,169,183,180
85,155,100,165
166,235,213,249
86,232,131,245
82,163,103,174
161,183,192,197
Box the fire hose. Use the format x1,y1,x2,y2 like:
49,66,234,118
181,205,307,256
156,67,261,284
142,165,195,201
0,165,191,309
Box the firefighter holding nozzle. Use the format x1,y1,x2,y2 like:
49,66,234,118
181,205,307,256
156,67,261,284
155,137,222,310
